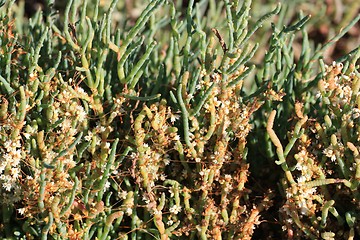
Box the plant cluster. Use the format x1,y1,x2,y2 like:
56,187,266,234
0,0,359,239
266,61,360,239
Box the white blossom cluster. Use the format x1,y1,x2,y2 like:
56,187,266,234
0,135,23,205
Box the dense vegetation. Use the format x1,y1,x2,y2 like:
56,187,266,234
0,0,359,239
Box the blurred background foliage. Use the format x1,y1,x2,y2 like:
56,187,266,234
22,0,360,62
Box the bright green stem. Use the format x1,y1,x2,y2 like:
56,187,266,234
41,212,53,240
97,138,119,201
60,176,79,217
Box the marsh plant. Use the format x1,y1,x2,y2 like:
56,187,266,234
0,0,359,239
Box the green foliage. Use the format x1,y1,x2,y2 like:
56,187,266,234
0,0,359,239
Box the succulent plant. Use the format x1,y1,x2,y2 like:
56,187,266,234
0,0,359,239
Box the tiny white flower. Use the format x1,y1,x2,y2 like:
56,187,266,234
3,182,12,191
85,131,93,141
76,105,87,122
297,176,306,183
169,205,182,214
114,98,122,104
104,181,110,191
160,174,167,181
76,87,85,94
170,114,180,123
323,147,336,162
118,191,127,200
169,188,174,197
153,209,162,215
17,208,26,215
23,132,31,139
163,158,170,166
125,208,133,216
